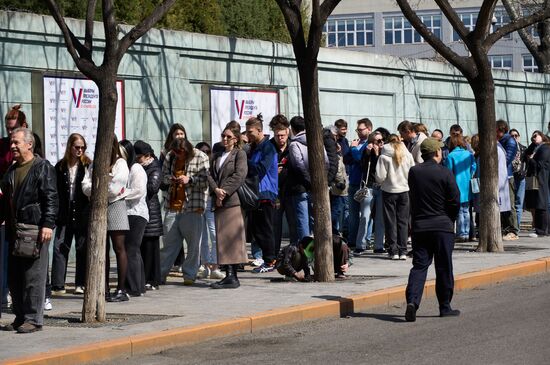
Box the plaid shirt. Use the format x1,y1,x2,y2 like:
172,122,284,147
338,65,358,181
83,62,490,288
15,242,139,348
162,148,209,213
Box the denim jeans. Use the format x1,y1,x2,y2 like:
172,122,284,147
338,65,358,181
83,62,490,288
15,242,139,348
292,192,313,242
330,195,346,234
348,184,360,248
160,210,203,281
355,188,374,250
200,200,217,265
456,202,470,238
514,177,526,230
372,187,385,251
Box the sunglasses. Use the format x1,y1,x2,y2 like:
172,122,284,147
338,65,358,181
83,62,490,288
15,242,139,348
73,145,86,151
374,139,383,144
221,134,235,139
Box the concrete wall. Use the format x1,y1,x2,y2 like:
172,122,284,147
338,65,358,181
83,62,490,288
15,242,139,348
0,10,549,151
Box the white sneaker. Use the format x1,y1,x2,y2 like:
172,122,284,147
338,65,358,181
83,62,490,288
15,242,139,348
74,286,85,294
44,298,52,311
502,232,519,241
209,269,226,280
528,233,539,238
391,254,399,260
196,265,209,279
399,255,407,260
251,258,264,267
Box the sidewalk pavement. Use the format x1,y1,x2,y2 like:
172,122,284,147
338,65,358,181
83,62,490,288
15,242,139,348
1,233,549,364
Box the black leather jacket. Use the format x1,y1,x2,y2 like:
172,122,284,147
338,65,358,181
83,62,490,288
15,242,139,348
1,156,58,241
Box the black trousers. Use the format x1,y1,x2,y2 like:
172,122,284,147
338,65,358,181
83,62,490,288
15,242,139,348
274,194,297,251
534,209,550,236
382,191,409,256
247,201,277,263
125,215,147,294
8,242,49,326
51,224,87,288
405,231,455,312
141,236,161,286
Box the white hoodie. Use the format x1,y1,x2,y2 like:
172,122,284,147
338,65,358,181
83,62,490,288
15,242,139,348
375,142,414,193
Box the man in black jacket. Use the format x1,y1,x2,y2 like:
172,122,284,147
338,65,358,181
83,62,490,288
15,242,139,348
0,128,58,333
405,138,460,322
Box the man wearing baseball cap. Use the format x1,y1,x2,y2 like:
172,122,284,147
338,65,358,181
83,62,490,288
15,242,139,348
404,137,461,321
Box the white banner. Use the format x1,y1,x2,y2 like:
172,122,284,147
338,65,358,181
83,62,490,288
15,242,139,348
210,88,279,145
43,76,125,165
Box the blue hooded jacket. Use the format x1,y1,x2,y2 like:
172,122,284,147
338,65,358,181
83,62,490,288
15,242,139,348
499,133,517,177
248,136,278,201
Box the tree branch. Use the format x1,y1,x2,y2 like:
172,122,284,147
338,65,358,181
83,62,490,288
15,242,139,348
44,0,98,77
486,5,550,47
84,0,98,53
434,0,470,42
320,0,341,24
102,0,118,61
473,0,498,40
275,0,307,61
117,0,178,61
502,0,541,56
396,0,474,78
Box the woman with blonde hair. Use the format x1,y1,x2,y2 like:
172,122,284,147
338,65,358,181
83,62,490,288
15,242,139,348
51,134,92,295
375,134,415,260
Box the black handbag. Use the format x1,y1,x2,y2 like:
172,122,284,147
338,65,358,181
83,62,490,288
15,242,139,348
237,175,260,211
12,223,41,259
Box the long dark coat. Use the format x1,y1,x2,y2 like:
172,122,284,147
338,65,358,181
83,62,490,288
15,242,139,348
524,143,550,211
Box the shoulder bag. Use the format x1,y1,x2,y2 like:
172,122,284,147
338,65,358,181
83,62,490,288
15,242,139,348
525,174,539,191
237,175,260,211
12,223,41,259
354,158,372,202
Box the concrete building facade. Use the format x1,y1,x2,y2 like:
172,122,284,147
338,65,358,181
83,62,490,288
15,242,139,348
326,0,540,73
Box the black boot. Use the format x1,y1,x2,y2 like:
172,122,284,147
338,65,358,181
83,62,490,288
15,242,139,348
210,264,240,289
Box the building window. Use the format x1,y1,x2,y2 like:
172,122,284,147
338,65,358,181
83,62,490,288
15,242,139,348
453,12,477,41
384,14,441,44
453,10,511,41
324,17,374,47
489,55,512,70
492,10,511,39
523,54,539,72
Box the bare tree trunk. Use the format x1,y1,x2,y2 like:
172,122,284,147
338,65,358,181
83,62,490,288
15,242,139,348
82,75,118,322
470,69,503,252
299,60,334,282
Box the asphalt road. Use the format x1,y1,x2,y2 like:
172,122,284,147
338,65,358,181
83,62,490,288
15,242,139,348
106,274,550,365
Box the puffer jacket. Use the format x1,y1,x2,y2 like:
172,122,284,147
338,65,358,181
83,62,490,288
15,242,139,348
1,156,58,242
142,157,163,237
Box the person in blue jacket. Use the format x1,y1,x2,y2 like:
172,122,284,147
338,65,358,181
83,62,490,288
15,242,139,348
496,119,519,240
245,116,279,273
445,134,476,242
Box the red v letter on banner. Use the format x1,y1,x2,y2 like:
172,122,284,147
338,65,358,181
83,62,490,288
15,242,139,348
71,88,83,108
235,99,245,119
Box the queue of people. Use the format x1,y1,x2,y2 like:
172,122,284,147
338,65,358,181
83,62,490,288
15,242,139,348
0,101,549,333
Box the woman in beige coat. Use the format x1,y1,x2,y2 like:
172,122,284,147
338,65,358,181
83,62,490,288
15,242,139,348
208,123,248,289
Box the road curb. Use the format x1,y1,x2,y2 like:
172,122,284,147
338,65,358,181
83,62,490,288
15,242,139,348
3,257,549,365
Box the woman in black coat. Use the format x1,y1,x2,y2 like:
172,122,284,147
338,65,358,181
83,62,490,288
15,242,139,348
51,133,91,294
524,131,550,237
134,141,163,290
